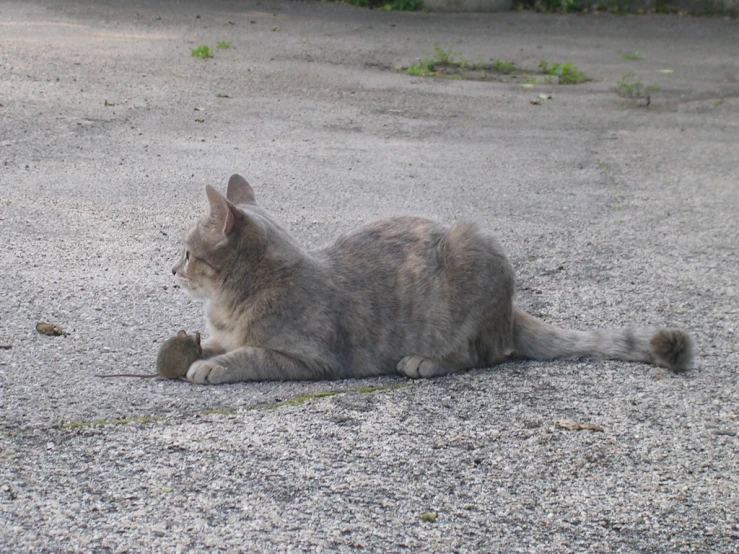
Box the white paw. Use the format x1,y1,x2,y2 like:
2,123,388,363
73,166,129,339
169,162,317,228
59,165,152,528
186,359,229,385
397,355,439,379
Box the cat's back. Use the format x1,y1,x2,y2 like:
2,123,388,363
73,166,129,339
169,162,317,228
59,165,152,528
324,215,507,266
318,215,452,277
318,214,512,295
328,215,445,255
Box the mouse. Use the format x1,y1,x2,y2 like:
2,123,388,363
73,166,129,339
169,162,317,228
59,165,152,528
97,330,202,380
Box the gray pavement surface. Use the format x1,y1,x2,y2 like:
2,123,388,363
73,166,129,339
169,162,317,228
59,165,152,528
1,1,738,552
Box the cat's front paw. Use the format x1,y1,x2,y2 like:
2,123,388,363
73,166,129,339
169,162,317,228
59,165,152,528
187,359,229,384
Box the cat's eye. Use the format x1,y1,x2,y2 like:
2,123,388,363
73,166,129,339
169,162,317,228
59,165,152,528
185,250,190,262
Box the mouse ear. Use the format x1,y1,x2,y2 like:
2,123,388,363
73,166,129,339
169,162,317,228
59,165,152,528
194,332,201,346
176,330,187,339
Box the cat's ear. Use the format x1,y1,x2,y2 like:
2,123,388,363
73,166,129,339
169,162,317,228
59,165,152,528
205,185,242,236
226,174,256,205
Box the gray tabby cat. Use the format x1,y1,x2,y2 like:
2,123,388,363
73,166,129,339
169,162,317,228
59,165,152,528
172,174,693,385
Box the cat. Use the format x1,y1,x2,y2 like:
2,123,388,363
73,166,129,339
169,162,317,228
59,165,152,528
172,174,694,385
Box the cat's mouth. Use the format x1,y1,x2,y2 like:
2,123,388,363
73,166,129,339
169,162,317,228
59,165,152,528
175,276,206,299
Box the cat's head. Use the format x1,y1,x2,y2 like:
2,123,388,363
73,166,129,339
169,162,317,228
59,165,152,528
172,174,266,300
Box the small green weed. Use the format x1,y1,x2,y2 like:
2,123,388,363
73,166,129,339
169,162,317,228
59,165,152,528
420,511,438,522
622,51,644,60
354,383,408,394
553,62,586,84
265,382,409,409
61,419,108,429
216,40,232,49
407,60,436,76
492,59,515,74
268,391,337,409
216,93,231,98
539,61,586,84
433,45,461,66
356,385,390,394
616,72,658,105
402,49,588,87
407,46,486,78
191,45,214,59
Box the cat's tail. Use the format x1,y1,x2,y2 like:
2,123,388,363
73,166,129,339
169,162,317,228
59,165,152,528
512,307,694,372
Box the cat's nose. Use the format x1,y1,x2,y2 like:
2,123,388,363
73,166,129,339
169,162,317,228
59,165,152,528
171,267,177,276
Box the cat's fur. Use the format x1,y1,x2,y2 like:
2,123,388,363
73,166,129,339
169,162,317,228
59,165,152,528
172,174,694,385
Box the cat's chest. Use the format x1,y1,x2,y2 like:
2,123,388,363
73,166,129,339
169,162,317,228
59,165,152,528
205,302,254,351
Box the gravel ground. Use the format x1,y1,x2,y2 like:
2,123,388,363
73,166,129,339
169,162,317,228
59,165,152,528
1,1,737,552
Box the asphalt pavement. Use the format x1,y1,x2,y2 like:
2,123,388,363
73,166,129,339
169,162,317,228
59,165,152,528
0,1,737,552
